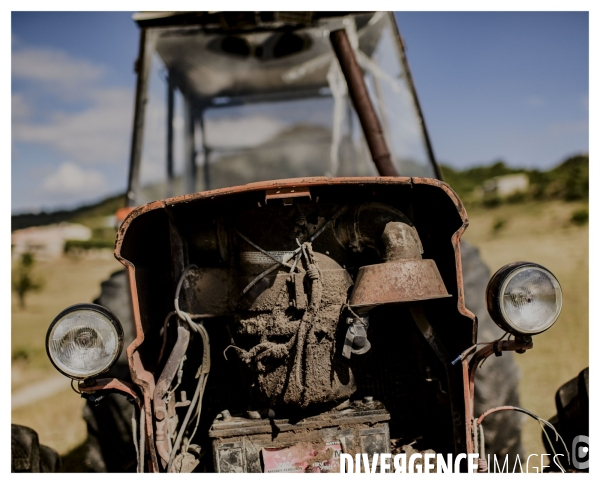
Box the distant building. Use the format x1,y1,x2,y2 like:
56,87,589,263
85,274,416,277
481,173,529,198
11,223,91,260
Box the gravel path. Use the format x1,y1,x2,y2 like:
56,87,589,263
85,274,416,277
11,375,71,409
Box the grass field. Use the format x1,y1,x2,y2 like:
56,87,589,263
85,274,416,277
11,199,588,462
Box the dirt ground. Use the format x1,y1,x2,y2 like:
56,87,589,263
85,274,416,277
11,199,588,462
464,200,589,460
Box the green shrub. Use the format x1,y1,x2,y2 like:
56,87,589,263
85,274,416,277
12,252,44,308
506,191,526,204
483,196,502,208
12,348,30,363
64,239,114,253
492,217,507,233
571,208,589,226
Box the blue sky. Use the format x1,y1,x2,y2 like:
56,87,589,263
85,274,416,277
11,11,589,214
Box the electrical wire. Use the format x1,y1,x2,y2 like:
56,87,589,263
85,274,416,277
167,372,206,472
342,302,368,326
450,332,508,366
166,264,211,472
131,406,139,471
70,379,81,394
165,355,186,404
184,372,209,450
158,311,177,365
477,406,570,472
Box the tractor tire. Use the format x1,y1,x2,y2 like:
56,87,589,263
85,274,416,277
11,424,61,472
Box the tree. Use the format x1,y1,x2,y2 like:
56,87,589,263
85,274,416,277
12,252,44,309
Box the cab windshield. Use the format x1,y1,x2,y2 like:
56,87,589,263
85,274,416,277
131,12,436,205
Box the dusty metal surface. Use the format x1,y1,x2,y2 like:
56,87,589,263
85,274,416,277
350,259,450,308
231,251,356,408
329,29,397,177
381,222,422,261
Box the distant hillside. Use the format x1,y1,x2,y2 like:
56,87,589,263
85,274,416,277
441,153,588,204
12,193,125,233
13,152,588,233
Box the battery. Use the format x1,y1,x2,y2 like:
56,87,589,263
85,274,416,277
209,399,391,473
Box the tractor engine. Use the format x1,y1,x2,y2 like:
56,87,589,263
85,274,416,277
116,179,473,472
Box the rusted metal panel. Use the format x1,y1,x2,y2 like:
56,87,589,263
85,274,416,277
120,262,159,472
154,325,190,466
462,359,474,455
349,259,450,308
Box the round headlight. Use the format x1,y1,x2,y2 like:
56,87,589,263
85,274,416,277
46,304,124,380
486,262,562,336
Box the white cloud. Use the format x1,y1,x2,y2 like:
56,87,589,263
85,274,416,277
12,87,133,165
12,39,134,211
204,115,286,148
42,162,107,196
12,42,134,166
11,93,30,120
12,46,104,87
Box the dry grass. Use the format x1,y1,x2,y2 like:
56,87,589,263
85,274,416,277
11,388,89,455
11,255,123,454
464,200,589,459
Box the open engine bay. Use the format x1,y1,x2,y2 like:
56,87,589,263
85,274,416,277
116,177,475,472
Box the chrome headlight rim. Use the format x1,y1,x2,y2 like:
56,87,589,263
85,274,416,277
486,261,562,336
45,303,124,380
